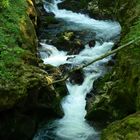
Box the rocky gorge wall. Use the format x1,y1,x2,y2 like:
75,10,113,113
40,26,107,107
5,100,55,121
0,0,67,139
1,0,140,139
85,0,140,139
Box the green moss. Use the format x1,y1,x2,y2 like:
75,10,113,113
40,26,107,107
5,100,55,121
0,0,67,139
0,0,39,79
88,19,140,120
121,18,140,44
101,112,140,140
0,0,27,80
0,47,24,80
0,0,41,110
113,17,140,113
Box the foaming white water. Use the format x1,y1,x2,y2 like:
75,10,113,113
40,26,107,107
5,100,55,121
36,41,114,140
40,43,74,66
55,75,99,140
72,42,114,66
53,41,114,140
44,0,121,40
34,0,121,140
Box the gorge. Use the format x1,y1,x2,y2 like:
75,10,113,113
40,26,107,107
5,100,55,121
33,0,121,139
0,0,140,140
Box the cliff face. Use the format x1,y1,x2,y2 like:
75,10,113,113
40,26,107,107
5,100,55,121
1,0,140,139
0,0,66,139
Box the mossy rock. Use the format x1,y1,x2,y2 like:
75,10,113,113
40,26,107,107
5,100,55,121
58,0,90,13
0,0,68,139
88,0,140,23
101,112,140,140
51,31,84,54
46,15,59,24
86,93,113,122
87,0,114,19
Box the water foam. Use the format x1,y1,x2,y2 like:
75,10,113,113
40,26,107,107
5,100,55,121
44,0,121,40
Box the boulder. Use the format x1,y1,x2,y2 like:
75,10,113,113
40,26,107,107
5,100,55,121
0,0,67,139
88,40,96,47
101,112,140,140
58,0,89,13
69,70,84,85
51,31,85,54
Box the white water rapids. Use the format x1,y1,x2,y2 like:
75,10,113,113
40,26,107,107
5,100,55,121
33,0,121,140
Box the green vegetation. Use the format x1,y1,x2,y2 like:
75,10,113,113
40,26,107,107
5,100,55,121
0,0,27,81
0,0,140,139
0,1,67,139
0,0,38,111
101,112,140,140
0,0,9,8
0,47,24,81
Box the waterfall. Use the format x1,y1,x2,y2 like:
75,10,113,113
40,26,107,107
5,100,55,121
44,0,120,41
33,0,121,140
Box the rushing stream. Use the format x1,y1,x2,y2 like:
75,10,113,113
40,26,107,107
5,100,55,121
33,0,121,140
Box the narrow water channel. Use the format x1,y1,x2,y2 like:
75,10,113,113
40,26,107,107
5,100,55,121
33,0,121,139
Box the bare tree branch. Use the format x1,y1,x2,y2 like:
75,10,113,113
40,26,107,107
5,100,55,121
47,37,140,86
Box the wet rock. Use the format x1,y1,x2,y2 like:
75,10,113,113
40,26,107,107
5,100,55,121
106,60,115,67
58,0,88,13
86,93,112,122
88,40,96,47
86,93,93,99
37,12,59,32
59,64,72,75
87,0,116,20
35,0,60,40
57,31,75,41
51,31,85,54
68,39,85,54
69,70,84,85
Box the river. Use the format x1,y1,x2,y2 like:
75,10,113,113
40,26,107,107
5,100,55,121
33,0,121,140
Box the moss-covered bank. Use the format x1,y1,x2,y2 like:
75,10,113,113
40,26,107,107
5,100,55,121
87,0,140,119
101,112,140,140
86,0,140,139
0,0,66,139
